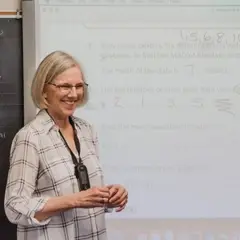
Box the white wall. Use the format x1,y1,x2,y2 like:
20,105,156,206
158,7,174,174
0,0,21,11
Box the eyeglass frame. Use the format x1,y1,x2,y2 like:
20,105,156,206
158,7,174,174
48,82,89,94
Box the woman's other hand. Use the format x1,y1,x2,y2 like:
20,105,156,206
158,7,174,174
107,184,128,212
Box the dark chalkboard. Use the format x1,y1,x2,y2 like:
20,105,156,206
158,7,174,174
0,18,23,239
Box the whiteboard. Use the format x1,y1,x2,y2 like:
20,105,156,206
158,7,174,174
22,0,240,239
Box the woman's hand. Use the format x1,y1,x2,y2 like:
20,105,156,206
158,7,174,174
72,186,110,208
107,184,128,212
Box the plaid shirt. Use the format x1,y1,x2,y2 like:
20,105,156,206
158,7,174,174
4,109,108,240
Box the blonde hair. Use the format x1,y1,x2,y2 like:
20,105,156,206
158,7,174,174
31,50,89,109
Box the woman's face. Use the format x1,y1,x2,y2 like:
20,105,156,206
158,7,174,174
44,66,85,119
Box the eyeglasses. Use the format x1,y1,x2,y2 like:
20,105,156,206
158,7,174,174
48,82,88,94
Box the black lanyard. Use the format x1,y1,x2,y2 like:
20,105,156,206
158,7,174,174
58,117,82,166
58,118,91,190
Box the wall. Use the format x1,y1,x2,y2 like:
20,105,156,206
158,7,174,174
0,0,21,11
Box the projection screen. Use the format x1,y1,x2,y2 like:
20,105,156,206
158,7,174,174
22,0,240,239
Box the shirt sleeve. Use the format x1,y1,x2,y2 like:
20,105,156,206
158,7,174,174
4,128,51,226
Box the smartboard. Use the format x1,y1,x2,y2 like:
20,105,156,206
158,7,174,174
22,0,240,238
0,18,23,239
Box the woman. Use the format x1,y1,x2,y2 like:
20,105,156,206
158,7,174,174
4,51,128,240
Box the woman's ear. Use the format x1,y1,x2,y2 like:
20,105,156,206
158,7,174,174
42,91,49,107
43,92,47,99
43,84,48,99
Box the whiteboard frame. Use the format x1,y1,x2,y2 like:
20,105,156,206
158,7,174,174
22,0,39,124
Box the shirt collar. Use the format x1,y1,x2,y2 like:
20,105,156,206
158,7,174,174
37,108,81,133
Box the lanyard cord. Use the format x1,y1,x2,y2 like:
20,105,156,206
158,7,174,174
58,117,83,166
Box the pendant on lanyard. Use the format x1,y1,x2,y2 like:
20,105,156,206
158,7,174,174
75,163,91,190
